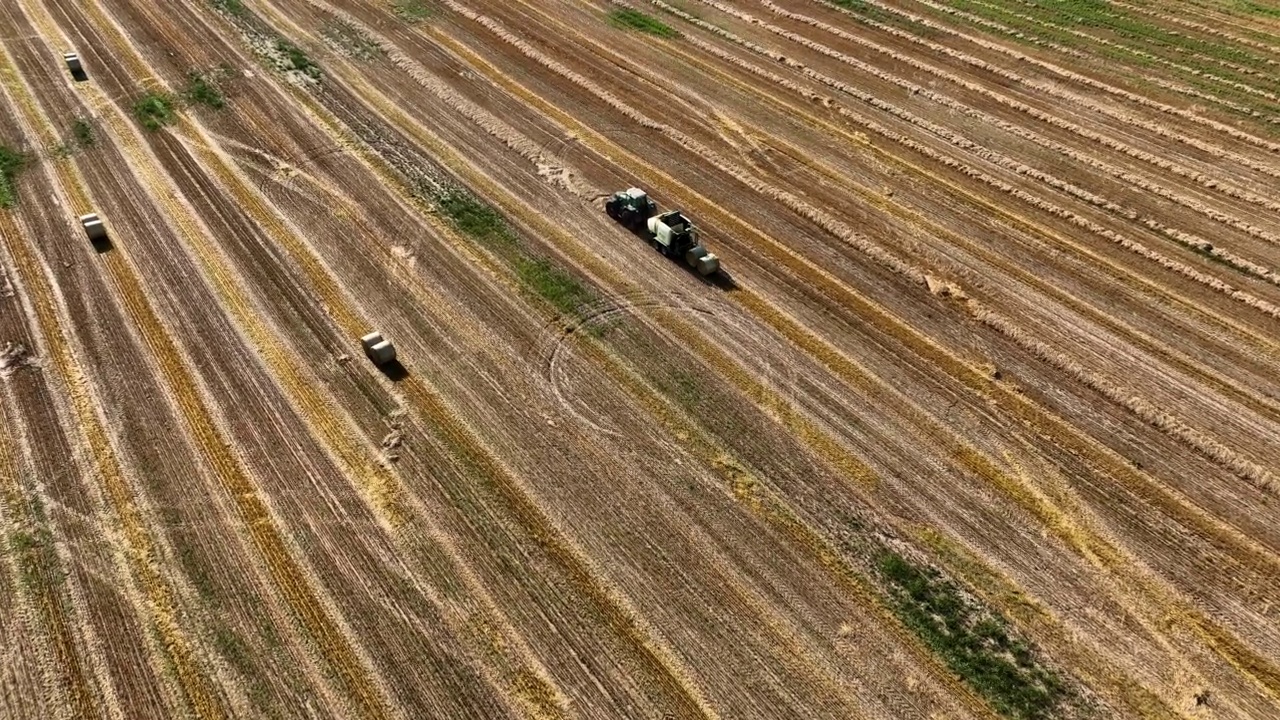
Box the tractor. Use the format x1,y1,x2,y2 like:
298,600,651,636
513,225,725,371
605,187,721,276
604,187,657,231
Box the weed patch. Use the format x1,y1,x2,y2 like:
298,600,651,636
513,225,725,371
393,0,433,21
10,527,58,589
609,8,679,38
133,92,178,131
274,39,322,80
72,118,95,148
211,0,246,16
0,145,29,209
435,189,593,312
514,256,593,314
184,71,226,109
877,550,1067,719
436,191,518,249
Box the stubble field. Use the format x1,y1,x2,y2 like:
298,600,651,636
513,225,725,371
2,0,1279,718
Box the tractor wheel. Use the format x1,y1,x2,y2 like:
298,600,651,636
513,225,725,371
605,200,618,219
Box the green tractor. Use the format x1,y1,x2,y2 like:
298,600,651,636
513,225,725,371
605,187,658,231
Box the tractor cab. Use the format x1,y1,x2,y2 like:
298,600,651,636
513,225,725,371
605,187,657,230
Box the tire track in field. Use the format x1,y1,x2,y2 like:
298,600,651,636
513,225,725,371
191,6,725,714
358,5,1280,696
248,90,713,719
22,1,403,715
209,0,957,707
155,5,722,712
0,32,228,718
255,65,862,714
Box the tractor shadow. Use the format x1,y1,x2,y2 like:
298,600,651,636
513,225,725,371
376,359,409,382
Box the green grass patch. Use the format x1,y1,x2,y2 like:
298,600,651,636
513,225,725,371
0,145,30,209
608,8,678,38
436,191,518,249
274,39,322,80
514,255,593,314
133,92,178,131
877,551,1067,719
184,71,226,109
211,0,246,16
393,0,433,22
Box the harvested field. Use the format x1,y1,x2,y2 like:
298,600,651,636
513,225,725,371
2,0,1279,717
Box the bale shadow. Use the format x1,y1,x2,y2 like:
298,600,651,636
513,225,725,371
677,258,738,291
376,359,408,382
90,236,112,254
69,69,87,83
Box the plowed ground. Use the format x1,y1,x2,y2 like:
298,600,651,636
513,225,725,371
2,0,1278,718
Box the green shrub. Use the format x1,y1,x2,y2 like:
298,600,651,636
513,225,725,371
72,118,95,147
133,92,178,131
